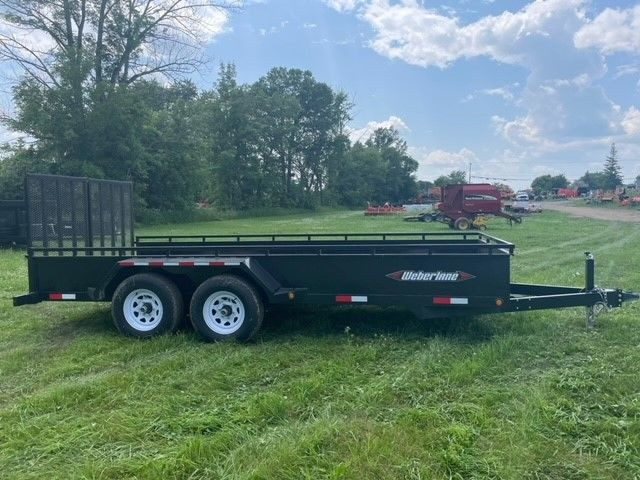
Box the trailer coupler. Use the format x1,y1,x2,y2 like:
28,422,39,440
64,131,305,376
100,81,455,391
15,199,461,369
584,252,638,329
509,253,638,329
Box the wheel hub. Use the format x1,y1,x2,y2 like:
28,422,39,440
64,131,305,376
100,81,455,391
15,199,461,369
202,291,246,335
123,289,164,332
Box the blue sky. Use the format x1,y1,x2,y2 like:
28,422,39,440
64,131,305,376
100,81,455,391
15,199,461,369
199,0,640,189
2,0,640,190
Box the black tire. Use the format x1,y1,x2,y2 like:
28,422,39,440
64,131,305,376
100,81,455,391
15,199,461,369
190,275,264,342
421,214,434,223
454,217,471,230
111,273,183,338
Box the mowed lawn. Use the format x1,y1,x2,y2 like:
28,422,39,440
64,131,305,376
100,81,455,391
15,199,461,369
1,210,639,479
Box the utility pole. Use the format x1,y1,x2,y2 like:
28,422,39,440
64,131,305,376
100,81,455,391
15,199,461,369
468,162,472,183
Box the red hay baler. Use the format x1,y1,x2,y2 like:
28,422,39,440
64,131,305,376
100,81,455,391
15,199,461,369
405,184,522,230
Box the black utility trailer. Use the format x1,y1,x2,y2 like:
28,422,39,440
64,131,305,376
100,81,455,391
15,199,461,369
13,174,638,341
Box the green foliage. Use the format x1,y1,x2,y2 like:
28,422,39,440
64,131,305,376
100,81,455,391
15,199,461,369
577,171,607,190
1,64,419,209
0,141,50,199
434,170,468,187
0,1,421,209
576,144,625,192
531,174,569,193
603,143,623,190
332,128,418,206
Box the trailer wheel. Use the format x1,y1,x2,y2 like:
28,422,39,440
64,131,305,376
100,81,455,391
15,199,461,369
454,217,471,230
112,273,183,338
190,275,263,342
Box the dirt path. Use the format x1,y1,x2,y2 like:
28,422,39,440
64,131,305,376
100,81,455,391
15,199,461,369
542,202,640,222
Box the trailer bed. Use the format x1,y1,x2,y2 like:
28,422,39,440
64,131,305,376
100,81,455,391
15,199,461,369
22,232,514,317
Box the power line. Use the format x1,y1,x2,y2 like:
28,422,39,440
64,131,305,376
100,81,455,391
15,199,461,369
471,175,534,182
471,174,639,183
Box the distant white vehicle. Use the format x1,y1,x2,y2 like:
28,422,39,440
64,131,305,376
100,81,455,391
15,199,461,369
515,193,529,202
509,200,542,213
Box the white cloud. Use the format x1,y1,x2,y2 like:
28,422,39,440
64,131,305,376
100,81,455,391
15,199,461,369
259,20,289,36
492,115,543,145
481,83,520,102
410,147,540,188
412,147,476,180
196,6,231,42
622,106,640,136
357,0,590,71
574,5,640,54
323,0,362,12
348,115,409,143
330,0,622,153
614,64,640,79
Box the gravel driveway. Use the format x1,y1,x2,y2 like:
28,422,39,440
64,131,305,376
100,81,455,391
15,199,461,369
542,202,640,222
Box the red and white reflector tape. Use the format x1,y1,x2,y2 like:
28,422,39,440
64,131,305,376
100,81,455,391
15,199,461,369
336,295,368,304
433,297,468,305
49,293,76,301
119,260,241,267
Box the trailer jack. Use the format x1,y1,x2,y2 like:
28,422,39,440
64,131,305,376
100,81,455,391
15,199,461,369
584,252,639,330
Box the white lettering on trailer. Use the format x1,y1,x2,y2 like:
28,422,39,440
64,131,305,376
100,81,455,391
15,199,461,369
391,270,474,282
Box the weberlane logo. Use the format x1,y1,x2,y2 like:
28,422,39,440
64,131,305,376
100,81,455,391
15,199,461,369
386,270,475,282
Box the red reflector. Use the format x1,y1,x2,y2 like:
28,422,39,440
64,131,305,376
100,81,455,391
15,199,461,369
149,261,164,267
49,293,63,300
433,297,451,305
119,261,135,267
336,295,352,303
179,261,195,267
210,261,225,267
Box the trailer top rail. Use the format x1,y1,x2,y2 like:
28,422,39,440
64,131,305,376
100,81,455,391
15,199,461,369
27,231,515,257
135,231,510,243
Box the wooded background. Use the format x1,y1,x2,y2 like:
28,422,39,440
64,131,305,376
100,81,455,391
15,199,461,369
0,1,420,210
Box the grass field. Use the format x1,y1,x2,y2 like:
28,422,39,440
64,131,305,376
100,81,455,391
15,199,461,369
1,210,639,479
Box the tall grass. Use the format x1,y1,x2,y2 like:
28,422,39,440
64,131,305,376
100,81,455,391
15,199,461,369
0,210,639,479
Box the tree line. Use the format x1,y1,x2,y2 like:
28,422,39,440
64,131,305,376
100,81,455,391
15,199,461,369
0,63,419,210
0,1,418,210
530,143,629,194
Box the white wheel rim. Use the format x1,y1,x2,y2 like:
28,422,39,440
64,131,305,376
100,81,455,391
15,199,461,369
123,289,164,331
202,291,245,335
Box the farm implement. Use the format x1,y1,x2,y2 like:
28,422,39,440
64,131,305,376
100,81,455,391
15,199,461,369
405,184,523,230
365,205,406,216
13,174,638,342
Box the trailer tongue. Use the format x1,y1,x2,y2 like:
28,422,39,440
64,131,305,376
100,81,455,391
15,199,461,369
13,174,639,342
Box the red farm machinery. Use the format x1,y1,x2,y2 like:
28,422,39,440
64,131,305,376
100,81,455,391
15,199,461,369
405,184,523,230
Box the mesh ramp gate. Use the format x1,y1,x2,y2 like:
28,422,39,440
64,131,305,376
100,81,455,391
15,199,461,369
25,174,133,256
